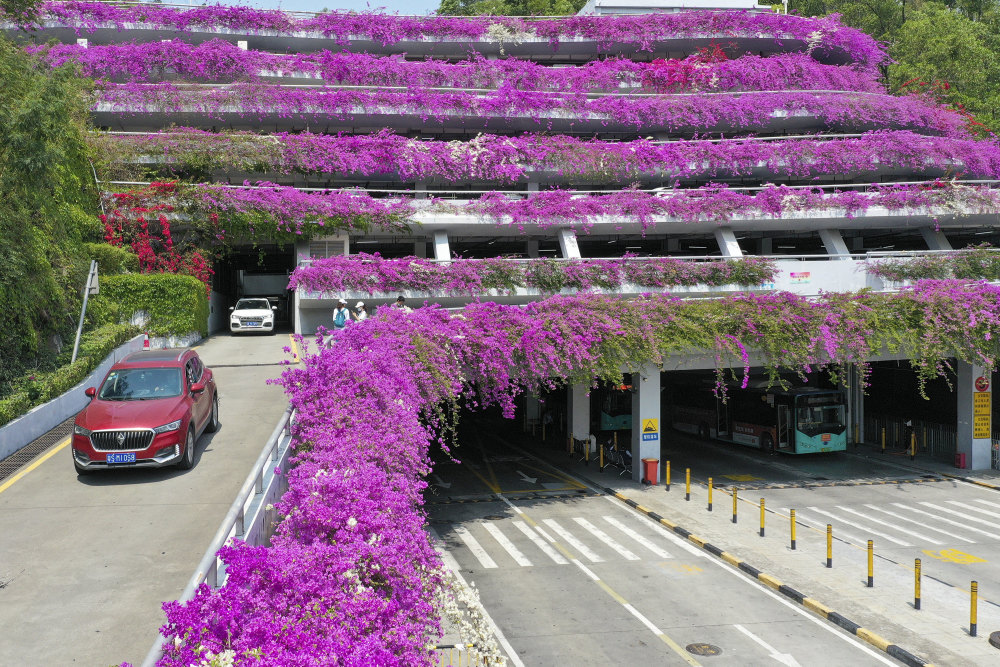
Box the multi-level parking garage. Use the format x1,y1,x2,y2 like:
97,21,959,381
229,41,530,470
8,0,1000,476
6,2,1000,666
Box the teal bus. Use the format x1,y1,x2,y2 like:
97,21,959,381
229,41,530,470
668,383,847,454
595,384,632,431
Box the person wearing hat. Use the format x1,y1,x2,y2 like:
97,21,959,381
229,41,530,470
352,301,368,322
332,299,351,330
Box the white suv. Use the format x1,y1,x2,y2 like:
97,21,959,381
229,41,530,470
229,298,277,334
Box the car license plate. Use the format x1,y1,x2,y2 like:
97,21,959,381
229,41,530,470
245,322,260,327
107,452,136,464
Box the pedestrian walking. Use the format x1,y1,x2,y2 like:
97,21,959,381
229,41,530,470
392,295,412,313
332,299,351,330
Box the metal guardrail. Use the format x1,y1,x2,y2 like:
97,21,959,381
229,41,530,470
140,406,295,667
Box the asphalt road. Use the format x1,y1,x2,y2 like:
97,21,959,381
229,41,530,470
0,331,294,667
427,425,901,666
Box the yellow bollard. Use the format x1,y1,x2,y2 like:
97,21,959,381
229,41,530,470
910,432,916,461
881,427,886,453
790,509,797,550
708,477,713,512
915,558,921,610
826,525,832,568
867,540,874,587
599,438,604,471
971,581,979,637
760,498,765,537
567,434,572,454
685,468,691,501
665,460,671,492
584,437,589,464
732,487,738,524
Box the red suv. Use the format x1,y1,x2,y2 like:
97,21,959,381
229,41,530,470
72,349,219,473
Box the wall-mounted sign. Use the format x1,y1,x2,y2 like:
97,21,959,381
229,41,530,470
975,376,990,392
974,391,991,439
642,418,659,441
789,271,811,284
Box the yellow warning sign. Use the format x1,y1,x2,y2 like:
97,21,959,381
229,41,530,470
643,419,659,433
974,392,991,439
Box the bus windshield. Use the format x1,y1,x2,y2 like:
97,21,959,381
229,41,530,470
795,397,845,436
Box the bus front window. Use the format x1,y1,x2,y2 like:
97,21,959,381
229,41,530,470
795,400,846,436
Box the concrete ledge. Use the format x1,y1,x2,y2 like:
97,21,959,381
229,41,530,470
0,334,145,461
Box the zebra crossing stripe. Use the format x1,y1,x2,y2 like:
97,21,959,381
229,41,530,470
454,526,497,569
971,498,1000,510
482,522,532,567
806,507,912,546
863,504,974,544
918,502,1000,534
603,515,672,559
947,500,1000,520
891,503,1000,539
834,506,943,544
511,520,568,564
543,518,604,562
574,518,639,561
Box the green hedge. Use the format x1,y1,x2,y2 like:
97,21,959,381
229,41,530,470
92,273,209,337
82,242,140,274
0,322,138,427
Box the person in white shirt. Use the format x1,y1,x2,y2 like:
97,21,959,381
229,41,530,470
353,301,368,322
332,299,351,330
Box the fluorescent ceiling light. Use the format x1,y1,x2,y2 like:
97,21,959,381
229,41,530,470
355,240,379,244
688,245,707,249
538,249,558,253
777,245,796,249
625,246,642,249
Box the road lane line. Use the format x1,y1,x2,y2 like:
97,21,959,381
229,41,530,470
542,519,604,562
734,624,802,666
784,509,868,546
427,528,525,667
602,497,896,666
573,517,639,560
0,437,70,496
807,507,912,546
834,506,942,544
482,522,532,567
287,334,300,363
603,515,672,559
947,500,1000,519
511,521,568,564
454,526,497,569
919,502,1000,531
892,503,1000,539
864,504,974,543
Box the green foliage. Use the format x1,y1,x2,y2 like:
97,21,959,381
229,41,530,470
92,273,209,337
0,322,138,426
0,37,98,387
437,0,585,16
867,245,1000,281
82,242,140,274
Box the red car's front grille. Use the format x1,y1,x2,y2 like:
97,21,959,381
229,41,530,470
90,429,155,452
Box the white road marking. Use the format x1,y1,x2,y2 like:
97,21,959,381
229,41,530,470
602,497,897,666
892,503,1000,539
534,525,558,543
807,506,912,546
785,509,869,546
454,526,497,569
972,498,1000,510
734,624,802,667
574,517,639,560
863,504,974,543
482,522,532,567
919,502,1000,533
834,506,943,544
428,528,525,667
947,500,1000,520
603,515,672,559
543,518,604,562
512,520,568,564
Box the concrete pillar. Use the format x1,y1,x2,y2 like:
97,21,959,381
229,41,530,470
433,230,450,264
920,227,953,251
666,237,681,253
845,364,864,445
292,289,301,335
416,180,428,200
527,182,539,193
526,240,540,258
558,228,582,259
567,384,590,444
525,393,541,431
631,364,661,483
818,229,851,260
714,227,743,258
957,361,992,470
759,238,773,255
414,241,427,258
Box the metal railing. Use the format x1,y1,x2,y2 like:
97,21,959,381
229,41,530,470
140,406,295,667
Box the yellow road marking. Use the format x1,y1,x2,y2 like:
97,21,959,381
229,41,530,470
803,598,833,617
856,628,891,651
464,465,500,494
500,488,577,494
518,461,585,489
0,437,71,495
287,334,301,363
758,573,782,589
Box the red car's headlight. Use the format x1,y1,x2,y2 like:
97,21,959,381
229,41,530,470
153,419,182,434
73,424,92,437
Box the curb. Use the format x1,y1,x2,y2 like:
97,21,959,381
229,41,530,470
605,488,934,667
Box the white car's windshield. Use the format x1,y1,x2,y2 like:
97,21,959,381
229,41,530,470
99,368,183,401
235,299,271,310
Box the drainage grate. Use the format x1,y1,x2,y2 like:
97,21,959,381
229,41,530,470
0,418,75,483
686,643,722,656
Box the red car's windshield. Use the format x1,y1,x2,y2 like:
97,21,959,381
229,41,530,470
98,367,183,401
